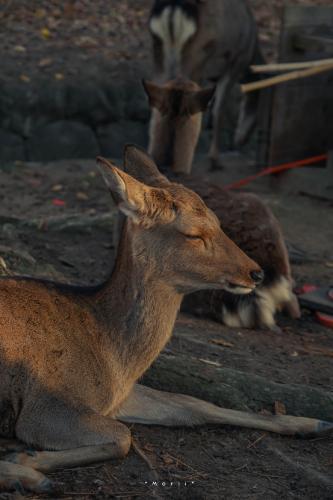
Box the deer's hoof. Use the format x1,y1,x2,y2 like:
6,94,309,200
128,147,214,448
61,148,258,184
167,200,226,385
209,156,225,170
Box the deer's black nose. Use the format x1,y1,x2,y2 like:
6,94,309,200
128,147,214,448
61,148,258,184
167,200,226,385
250,270,264,285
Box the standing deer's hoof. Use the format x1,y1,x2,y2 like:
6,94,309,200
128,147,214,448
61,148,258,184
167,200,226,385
209,151,243,170
209,155,226,170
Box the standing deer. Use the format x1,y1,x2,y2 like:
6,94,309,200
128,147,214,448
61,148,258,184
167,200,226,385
0,146,327,494
143,79,300,331
149,0,264,167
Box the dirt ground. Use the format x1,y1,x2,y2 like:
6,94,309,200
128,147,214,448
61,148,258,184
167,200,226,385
0,157,332,499
0,0,332,84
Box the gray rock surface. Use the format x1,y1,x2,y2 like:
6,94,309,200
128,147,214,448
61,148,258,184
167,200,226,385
0,130,26,163
98,120,148,158
27,121,100,161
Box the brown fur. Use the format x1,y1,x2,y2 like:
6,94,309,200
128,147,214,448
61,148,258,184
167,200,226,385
143,79,300,330
149,0,264,164
0,146,263,491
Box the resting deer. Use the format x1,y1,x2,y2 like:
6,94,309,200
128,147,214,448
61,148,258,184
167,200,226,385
149,0,264,167
143,79,300,331
0,146,328,494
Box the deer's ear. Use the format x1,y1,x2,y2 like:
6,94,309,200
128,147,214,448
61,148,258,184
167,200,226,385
186,86,215,115
142,79,169,114
123,144,170,187
97,156,176,227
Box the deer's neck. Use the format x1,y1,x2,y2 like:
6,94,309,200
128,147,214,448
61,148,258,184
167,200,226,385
95,224,182,381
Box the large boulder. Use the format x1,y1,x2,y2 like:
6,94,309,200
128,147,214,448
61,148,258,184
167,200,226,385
97,120,147,158
0,129,26,162
66,83,123,126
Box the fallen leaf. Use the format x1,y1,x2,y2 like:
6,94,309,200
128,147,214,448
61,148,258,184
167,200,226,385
14,45,26,53
76,191,89,201
38,57,53,67
210,338,234,348
51,184,63,192
274,401,286,416
40,27,51,39
35,8,46,19
75,36,99,48
54,73,64,80
52,198,66,207
20,74,30,83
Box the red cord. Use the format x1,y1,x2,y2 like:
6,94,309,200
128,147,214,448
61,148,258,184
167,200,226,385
223,154,328,190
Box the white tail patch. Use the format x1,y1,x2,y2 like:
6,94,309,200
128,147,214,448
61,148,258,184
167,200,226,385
221,277,300,331
255,277,300,329
150,7,197,77
222,302,255,329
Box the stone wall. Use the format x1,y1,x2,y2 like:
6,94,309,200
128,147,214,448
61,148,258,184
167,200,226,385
0,78,152,163
0,76,239,163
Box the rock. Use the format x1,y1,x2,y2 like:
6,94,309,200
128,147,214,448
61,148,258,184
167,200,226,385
0,130,26,162
97,120,148,159
66,83,120,125
37,81,67,119
124,83,150,122
27,121,100,161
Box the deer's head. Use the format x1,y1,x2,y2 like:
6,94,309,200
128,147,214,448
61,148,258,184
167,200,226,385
143,79,214,175
98,146,263,294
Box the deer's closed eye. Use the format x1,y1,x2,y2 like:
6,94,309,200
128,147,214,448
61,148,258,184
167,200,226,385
181,233,205,245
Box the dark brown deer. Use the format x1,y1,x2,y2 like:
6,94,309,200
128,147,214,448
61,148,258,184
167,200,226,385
0,146,325,494
143,79,300,331
149,0,264,167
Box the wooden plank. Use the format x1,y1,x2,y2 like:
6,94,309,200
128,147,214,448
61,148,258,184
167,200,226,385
268,6,333,166
251,58,333,73
293,34,333,55
283,5,333,28
242,62,333,93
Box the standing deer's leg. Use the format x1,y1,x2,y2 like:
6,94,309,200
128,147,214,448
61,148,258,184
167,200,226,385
117,385,333,437
209,74,233,169
6,396,131,473
234,88,260,148
235,41,265,148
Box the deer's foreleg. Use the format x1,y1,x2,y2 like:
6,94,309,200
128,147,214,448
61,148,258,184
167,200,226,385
6,398,131,473
117,384,333,437
0,460,55,494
